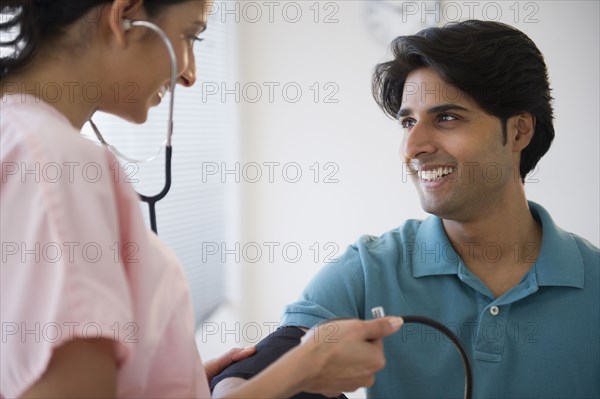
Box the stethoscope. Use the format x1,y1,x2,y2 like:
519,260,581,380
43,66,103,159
90,19,177,234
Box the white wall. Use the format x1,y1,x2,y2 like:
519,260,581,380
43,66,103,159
198,1,600,389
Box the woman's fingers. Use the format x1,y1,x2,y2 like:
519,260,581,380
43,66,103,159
300,317,404,395
361,316,404,340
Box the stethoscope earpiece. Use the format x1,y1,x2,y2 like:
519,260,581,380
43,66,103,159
123,19,133,31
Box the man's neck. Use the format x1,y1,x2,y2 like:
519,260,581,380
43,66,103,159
442,193,543,298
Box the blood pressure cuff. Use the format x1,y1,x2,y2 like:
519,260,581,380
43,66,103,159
209,326,347,399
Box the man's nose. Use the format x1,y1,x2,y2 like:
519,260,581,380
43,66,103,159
402,121,438,160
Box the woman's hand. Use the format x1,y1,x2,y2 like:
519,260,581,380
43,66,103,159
298,317,403,397
204,346,257,382
211,317,403,399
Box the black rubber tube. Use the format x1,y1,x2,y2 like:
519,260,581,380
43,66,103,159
401,315,473,399
139,146,173,234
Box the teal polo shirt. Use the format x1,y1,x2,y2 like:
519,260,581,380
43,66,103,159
282,202,599,398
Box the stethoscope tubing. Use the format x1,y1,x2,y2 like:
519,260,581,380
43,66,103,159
91,19,178,234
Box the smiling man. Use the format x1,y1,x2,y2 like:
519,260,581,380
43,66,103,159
212,20,599,398
396,66,543,300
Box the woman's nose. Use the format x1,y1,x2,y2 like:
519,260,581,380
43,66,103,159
177,53,197,88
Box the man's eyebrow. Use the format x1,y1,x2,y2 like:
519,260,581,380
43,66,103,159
397,104,470,118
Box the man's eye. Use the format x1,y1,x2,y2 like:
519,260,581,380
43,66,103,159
439,114,458,122
400,118,415,129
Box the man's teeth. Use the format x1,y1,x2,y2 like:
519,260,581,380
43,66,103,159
419,167,455,181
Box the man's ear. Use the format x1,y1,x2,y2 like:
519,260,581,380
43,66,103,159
108,0,145,48
508,112,536,152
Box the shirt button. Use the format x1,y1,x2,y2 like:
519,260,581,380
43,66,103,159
490,306,500,316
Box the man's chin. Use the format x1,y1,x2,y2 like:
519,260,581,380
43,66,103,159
419,197,454,219
419,202,440,216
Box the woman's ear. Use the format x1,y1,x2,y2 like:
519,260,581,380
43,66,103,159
108,0,145,47
509,112,536,152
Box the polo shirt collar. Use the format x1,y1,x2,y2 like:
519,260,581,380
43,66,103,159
412,215,459,277
528,201,584,288
411,201,584,289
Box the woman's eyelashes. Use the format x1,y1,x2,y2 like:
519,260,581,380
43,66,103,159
187,35,204,48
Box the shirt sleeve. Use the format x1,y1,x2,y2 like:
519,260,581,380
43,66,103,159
281,242,367,328
1,125,135,398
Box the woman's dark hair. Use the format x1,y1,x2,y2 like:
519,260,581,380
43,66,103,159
0,0,195,80
372,20,554,181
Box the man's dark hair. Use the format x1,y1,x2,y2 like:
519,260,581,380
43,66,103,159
372,20,554,181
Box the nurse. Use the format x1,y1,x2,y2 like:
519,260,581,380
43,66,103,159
0,1,403,398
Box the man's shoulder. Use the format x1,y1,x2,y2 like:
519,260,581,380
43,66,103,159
338,218,446,273
568,232,600,265
347,218,430,258
531,201,599,266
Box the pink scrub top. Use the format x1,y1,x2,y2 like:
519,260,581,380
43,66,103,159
0,94,211,398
